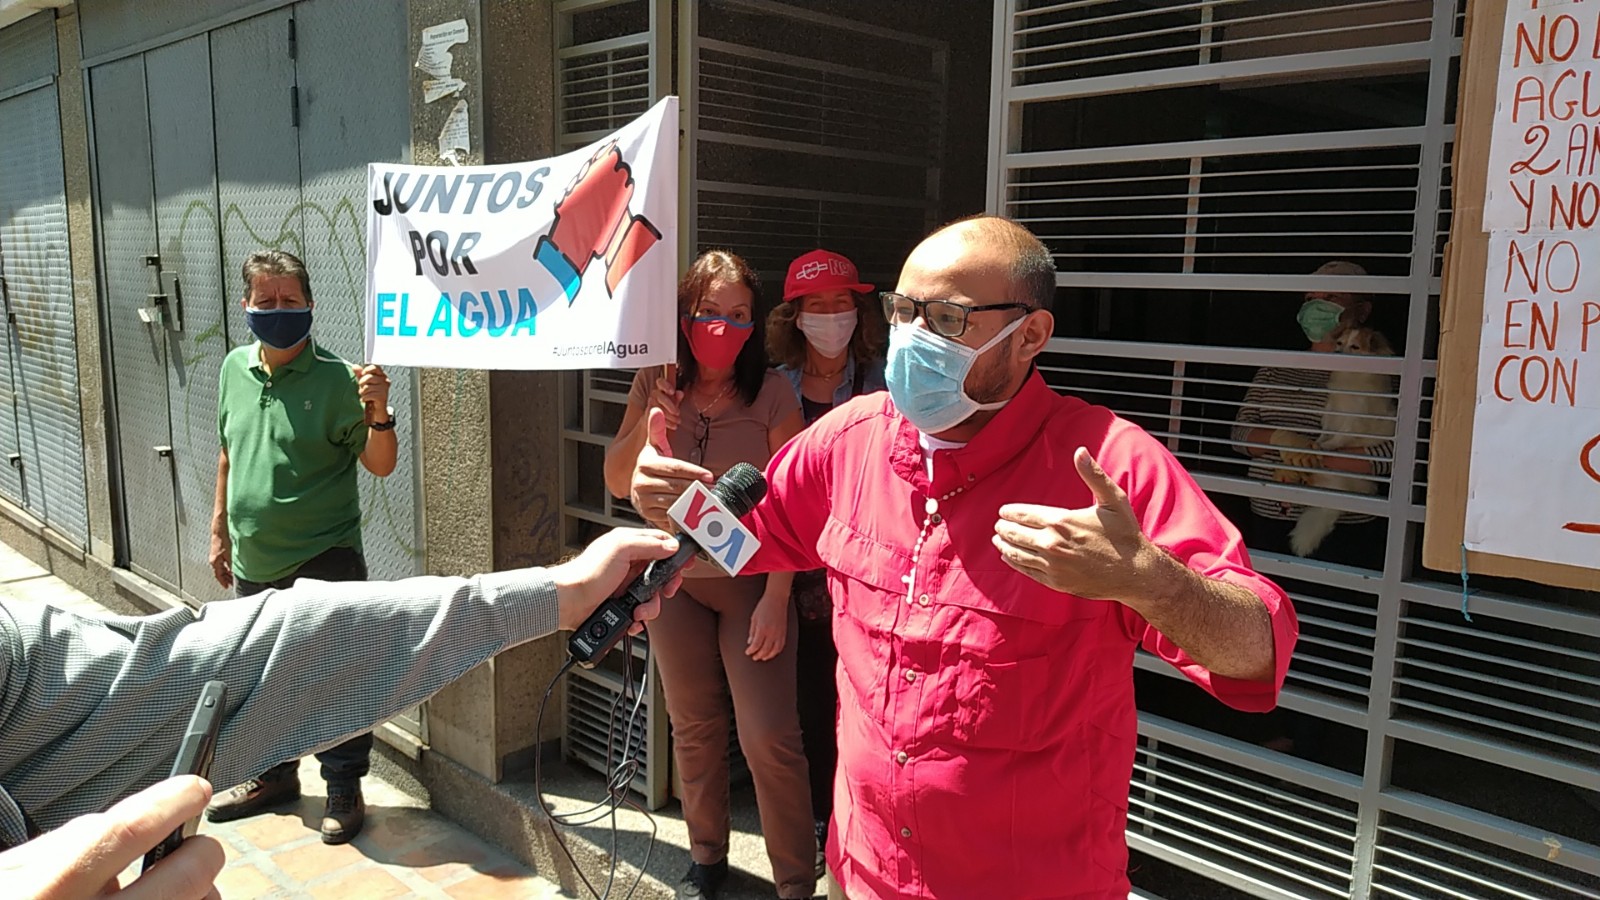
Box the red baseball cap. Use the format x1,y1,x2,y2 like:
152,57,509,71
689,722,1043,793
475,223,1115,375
783,249,874,301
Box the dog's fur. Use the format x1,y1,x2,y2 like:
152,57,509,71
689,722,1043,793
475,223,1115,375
1290,327,1398,557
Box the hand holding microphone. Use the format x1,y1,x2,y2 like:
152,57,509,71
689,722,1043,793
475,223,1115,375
551,527,692,635
572,459,767,666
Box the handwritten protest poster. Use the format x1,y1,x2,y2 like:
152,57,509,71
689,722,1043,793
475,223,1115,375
365,97,678,370
1465,1,1600,567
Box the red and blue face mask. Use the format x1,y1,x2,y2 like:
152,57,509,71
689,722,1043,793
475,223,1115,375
682,315,753,369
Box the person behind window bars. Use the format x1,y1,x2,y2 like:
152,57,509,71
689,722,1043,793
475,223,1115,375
1229,260,1395,571
205,250,398,843
628,216,1298,900
602,250,816,900
765,248,888,883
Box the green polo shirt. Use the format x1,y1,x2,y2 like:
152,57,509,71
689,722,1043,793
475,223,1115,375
218,340,368,583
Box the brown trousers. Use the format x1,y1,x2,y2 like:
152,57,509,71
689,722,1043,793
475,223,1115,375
650,573,816,899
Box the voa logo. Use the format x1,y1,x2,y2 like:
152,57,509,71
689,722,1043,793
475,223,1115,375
667,481,760,576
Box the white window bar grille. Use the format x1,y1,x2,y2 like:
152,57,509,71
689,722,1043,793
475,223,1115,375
688,0,948,287
992,1,1598,898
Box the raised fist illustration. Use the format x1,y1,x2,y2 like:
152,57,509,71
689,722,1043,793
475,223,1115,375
533,139,662,304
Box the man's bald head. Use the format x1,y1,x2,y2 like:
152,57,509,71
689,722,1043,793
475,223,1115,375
914,215,1057,312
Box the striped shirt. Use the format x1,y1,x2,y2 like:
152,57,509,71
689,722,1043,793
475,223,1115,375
0,569,558,846
1231,366,1395,523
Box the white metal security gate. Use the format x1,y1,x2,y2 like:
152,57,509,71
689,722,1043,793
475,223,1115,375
0,11,90,548
990,1,1599,898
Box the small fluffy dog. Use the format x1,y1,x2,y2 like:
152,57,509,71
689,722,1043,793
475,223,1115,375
1290,327,1397,557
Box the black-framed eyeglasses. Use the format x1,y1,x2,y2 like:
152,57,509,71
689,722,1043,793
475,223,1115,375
690,412,711,465
880,292,1032,339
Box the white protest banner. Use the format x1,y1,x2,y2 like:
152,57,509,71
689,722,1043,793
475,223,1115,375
1482,0,1600,233
365,96,678,370
1465,234,1600,565
1463,1,1600,567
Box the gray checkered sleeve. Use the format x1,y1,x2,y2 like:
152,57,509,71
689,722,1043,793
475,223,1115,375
0,567,559,843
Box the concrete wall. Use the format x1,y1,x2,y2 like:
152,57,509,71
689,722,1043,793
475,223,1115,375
56,8,116,567
406,0,567,782
480,0,566,758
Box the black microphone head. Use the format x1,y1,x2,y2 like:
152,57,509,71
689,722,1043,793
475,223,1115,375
712,463,767,517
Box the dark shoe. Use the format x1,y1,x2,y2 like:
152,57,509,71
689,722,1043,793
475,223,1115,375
813,818,828,880
206,771,301,822
676,859,729,899
320,782,365,844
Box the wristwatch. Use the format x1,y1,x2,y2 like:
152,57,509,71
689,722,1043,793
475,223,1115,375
371,406,397,432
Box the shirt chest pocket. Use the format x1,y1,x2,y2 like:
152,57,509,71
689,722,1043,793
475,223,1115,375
816,516,908,723
935,566,1107,752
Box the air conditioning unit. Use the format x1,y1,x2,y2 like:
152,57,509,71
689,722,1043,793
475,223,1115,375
563,634,670,809
562,632,752,811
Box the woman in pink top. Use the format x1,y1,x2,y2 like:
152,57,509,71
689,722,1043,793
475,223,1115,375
603,250,813,900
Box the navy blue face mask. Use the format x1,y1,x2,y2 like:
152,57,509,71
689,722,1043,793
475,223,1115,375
246,307,313,350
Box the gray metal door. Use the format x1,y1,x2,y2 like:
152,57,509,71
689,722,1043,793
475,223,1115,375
88,0,422,610
211,7,302,351
91,54,180,588
293,0,419,583
0,107,32,509
0,84,89,545
0,8,89,546
0,256,25,508
146,34,230,603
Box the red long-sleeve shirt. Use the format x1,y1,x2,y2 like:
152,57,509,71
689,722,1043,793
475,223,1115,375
744,372,1298,899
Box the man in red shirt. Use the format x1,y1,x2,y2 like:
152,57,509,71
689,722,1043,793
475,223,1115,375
631,216,1298,900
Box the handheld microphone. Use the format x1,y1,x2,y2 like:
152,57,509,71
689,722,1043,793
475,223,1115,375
567,462,767,667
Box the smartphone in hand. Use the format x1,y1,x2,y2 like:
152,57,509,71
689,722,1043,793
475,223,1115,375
141,680,227,872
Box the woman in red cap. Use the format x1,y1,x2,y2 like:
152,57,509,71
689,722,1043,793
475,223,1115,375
765,248,887,881
604,250,815,900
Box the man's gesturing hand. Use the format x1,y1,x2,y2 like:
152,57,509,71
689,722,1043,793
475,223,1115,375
0,775,223,900
552,527,689,634
993,447,1164,603
629,407,713,532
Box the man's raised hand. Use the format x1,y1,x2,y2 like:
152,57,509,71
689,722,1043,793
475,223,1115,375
992,447,1163,603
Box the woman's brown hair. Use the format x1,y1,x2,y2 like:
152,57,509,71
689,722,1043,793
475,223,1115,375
764,290,887,369
676,250,766,406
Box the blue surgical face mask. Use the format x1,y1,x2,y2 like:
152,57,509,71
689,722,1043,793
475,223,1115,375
885,314,1029,434
1297,299,1344,343
247,307,313,350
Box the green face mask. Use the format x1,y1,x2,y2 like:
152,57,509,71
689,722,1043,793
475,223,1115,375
1297,299,1345,343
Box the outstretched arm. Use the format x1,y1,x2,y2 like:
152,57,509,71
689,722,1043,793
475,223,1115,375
0,529,680,837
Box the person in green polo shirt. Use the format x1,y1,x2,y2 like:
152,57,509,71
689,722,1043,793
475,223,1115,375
204,249,399,844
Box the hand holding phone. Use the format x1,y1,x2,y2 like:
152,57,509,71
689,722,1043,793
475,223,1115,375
142,680,226,873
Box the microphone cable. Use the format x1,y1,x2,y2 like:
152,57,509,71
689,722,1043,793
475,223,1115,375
533,631,658,900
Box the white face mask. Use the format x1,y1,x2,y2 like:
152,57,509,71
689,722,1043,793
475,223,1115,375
797,309,858,357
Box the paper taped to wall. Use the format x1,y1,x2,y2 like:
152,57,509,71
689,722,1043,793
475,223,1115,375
437,99,470,161
424,77,466,103
416,19,468,78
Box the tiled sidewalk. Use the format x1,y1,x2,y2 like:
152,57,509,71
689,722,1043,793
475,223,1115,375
0,541,559,899
201,772,557,899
